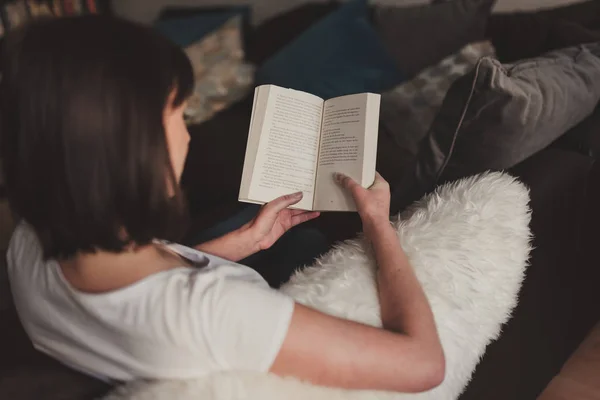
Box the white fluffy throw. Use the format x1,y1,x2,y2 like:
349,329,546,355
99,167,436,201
104,172,532,400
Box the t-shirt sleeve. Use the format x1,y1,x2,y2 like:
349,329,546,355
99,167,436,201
187,266,295,372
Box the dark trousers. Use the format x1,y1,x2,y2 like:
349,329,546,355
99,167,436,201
186,204,330,288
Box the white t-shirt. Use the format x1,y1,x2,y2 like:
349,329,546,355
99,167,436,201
7,222,295,382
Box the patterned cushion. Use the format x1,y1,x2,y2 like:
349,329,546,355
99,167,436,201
379,41,495,158
183,15,255,125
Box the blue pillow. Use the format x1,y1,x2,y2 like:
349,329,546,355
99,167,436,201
155,7,249,48
255,0,403,99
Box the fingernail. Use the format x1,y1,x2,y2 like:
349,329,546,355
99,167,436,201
293,191,303,199
333,172,341,183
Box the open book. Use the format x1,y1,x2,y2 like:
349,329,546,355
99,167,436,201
239,84,380,211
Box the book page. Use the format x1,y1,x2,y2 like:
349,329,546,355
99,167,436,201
313,93,380,211
239,85,323,211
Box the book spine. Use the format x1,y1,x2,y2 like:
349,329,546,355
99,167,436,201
3,0,30,30
0,0,106,38
52,0,62,16
62,0,73,15
26,0,53,17
71,0,82,15
85,0,96,13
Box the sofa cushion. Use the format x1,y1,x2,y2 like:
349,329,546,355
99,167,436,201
487,9,600,62
378,40,495,184
180,15,255,125
491,0,590,13
256,0,402,99
373,0,495,78
500,0,600,26
156,13,255,125
415,42,600,188
246,3,340,65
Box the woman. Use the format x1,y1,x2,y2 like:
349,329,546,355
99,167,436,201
1,15,444,392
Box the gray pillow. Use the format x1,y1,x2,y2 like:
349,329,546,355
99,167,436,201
373,0,495,78
416,42,600,187
380,41,495,159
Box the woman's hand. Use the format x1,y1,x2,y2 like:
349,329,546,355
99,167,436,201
196,192,319,261
244,192,320,252
335,172,390,228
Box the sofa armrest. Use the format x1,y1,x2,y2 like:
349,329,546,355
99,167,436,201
460,149,600,399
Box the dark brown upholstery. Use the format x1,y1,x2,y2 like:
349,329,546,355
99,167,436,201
0,307,111,399
486,0,600,62
554,105,600,159
460,150,600,400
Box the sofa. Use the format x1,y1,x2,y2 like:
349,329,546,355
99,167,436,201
1,1,600,399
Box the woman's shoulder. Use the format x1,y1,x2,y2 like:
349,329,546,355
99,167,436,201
7,222,273,316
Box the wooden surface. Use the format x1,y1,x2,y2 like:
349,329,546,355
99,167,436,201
539,322,600,400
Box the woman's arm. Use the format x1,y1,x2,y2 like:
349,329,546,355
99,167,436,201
195,193,320,261
270,173,445,392
194,224,259,262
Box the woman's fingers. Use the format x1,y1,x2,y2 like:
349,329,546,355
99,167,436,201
291,211,320,226
334,173,364,198
290,209,309,216
371,172,389,189
334,173,358,190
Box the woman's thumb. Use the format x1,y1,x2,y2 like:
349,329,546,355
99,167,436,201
264,192,303,214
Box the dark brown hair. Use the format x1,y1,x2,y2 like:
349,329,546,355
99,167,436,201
0,15,194,259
